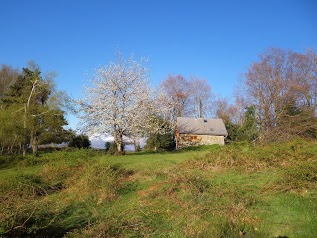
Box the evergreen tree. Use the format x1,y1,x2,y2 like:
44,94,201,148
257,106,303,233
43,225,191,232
68,133,91,149
0,65,68,155
238,105,259,142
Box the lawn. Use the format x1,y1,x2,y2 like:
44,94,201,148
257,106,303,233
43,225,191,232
0,140,316,237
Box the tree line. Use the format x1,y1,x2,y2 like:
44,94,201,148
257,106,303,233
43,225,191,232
78,48,317,153
1,48,316,155
0,63,90,155
219,48,317,142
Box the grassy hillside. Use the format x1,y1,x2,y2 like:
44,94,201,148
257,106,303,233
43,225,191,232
0,140,317,237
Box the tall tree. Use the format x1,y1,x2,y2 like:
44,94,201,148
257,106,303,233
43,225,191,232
188,76,214,118
214,97,241,141
0,64,68,155
78,52,155,153
0,65,21,154
0,65,19,99
214,98,238,124
245,48,317,140
238,105,259,142
158,74,191,125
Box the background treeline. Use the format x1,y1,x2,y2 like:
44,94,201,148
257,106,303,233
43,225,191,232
144,48,317,151
221,48,317,142
1,48,317,155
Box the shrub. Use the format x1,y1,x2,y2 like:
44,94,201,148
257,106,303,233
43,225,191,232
104,141,111,152
144,133,175,151
68,134,91,149
276,162,317,192
105,142,118,155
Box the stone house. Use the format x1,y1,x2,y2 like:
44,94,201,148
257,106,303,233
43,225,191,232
175,117,228,149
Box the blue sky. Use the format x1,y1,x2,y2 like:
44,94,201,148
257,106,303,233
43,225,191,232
1,0,316,129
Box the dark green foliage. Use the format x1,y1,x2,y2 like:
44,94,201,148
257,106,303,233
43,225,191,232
0,64,68,155
238,105,259,142
40,124,70,145
105,141,118,154
143,115,176,151
225,121,240,142
68,134,91,149
104,141,111,151
225,105,259,143
144,132,176,151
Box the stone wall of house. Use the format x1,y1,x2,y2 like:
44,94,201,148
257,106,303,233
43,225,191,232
176,134,225,149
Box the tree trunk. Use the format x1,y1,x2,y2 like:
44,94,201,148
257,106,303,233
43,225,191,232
22,144,27,157
115,132,124,154
31,133,39,156
116,142,123,153
9,136,17,154
133,138,137,151
199,99,203,118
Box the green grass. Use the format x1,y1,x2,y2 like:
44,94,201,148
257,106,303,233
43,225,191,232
1,140,317,237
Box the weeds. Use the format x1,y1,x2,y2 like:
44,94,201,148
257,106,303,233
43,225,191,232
275,161,317,193
0,152,132,237
1,139,317,237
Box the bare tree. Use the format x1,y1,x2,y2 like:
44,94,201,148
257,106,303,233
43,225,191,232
214,97,238,124
158,74,191,125
244,48,317,140
289,49,317,112
188,76,214,118
0,65,19,99
230,84,249,127
78,52,155,153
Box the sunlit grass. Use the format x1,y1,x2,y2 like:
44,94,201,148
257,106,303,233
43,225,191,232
1,140,316,237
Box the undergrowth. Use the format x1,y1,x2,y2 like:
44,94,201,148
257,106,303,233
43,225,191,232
1,139,317,237
0,151,133,237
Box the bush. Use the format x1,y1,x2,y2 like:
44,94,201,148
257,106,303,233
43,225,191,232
104,141,111,152
68,134,91,149
276,161,317,192
144,133,176,151
0,155,132,237
105,142,118,155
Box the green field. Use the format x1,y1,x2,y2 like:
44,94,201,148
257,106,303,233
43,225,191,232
1,140,317,237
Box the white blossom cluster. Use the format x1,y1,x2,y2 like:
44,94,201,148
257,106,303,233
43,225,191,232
77,52,162,151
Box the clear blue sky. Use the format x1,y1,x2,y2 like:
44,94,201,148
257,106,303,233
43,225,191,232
1,0,316,129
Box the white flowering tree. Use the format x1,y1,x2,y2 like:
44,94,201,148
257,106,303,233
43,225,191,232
78,52,155,153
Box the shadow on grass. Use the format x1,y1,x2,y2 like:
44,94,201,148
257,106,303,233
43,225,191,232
2,204,90,238
126,144,222,156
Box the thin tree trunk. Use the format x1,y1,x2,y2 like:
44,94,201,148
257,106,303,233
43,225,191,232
133,138,137,152
22,144,27,157
23,106,27,157
9,136,17,154
199,99,203,118
31,133,39,156
22,78,37,157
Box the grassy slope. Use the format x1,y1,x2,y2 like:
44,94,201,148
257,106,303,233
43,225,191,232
0,141,316,237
